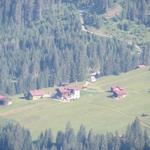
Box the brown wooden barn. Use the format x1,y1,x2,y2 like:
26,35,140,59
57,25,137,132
111,86,127,98
0,95,12,106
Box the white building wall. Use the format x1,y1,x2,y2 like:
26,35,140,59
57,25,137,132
43,94,51,98
33,96,42,100
73,90,80,99
91,76,96,82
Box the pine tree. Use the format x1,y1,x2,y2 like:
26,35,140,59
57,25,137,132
125,118,145,150
56,131,65,150
0,122,32,150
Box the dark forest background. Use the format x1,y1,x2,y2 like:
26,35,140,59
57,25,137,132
0,118,150,150
0,0,150,95
0,1,150,150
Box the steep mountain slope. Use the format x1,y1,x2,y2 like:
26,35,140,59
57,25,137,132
0,0,150,95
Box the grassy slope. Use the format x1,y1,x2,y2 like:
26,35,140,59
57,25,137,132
85,1,150,45
87,19,150,45
0,68,150,139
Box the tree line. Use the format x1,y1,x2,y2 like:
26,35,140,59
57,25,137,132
0,118,150,150
122,0,150,27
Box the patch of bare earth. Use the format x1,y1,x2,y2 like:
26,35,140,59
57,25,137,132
87,26,112,38
104,3,122,19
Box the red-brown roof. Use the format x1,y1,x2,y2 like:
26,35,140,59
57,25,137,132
29,90,45,96
114,89,127,96
111,86,127,97
57,88,70,94
57,87,80,96
0,95,7,101
137,65,145,68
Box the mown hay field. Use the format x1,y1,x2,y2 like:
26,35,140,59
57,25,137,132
0,68,150,139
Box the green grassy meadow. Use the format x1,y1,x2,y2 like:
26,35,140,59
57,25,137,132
0,67,150,139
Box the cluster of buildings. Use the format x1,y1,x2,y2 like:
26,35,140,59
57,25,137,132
23,86,81,102
56,87,80,102
22,70,100,102
111,86,127,98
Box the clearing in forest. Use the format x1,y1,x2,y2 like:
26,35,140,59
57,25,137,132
0,67,150,139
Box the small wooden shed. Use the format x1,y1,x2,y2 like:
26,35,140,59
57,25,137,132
0,95,12,106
